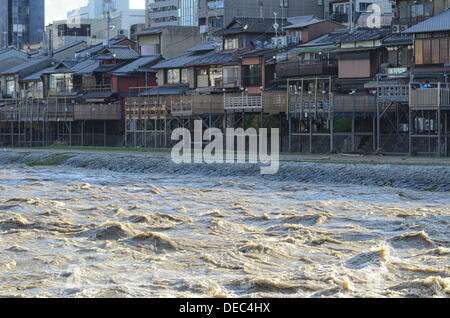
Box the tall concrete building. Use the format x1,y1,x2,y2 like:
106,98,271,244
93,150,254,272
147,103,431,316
146,0,198,27
0,0,45,48
197,0,325,32
67,0,130,20
66,0,145,40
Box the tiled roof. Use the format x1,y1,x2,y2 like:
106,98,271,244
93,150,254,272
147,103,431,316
70,60,100,75
41,60,79,74
186,51,234,66
75,36,134,57
112,55,162,75
240,47,280,57
404,9,450,34
188,42,217,52
214,17,290,36
283,16,323,30
96,46,139,60
53,40,86,54
301,27,391,46
94,62,126,73
1,57,54,75
133,27,167,36
382,34,413,46
152,51,212,69
22,67,54,81
0,48,28,61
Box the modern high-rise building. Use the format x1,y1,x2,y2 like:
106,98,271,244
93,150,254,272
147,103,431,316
146,0,198,27
197,0,325,32
66,0,145,40
0,0,45,48
67,0,130,20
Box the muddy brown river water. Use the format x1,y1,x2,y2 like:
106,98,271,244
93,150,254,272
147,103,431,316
0,152,449,297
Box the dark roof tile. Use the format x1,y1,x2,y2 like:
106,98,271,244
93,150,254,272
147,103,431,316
404,9,450,34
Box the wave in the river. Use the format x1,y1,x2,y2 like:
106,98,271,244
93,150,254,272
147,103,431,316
0,151,449,191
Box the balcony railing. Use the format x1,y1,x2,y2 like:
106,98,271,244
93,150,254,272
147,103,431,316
0,98,121,121
409,83,450,108
48,84,113,97
276,60,338,77
377,84,410,102
224,94,263,110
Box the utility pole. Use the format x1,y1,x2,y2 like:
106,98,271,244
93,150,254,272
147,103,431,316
349,0,353,31
107,10,111,47
49,29,53,57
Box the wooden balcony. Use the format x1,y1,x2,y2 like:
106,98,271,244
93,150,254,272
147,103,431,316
276,60,338,78
288,93,376,116
125,96,170,119
0,98,122,122
171,95,225,117
409,84,450,109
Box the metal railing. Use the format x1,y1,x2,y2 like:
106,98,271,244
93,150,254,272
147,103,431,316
377,84,410,102
224,93,263,110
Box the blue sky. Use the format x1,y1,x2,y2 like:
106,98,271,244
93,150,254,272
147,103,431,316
45,0,145,25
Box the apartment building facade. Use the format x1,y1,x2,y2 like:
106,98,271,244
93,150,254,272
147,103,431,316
0,0,45,48
146,0,198,27
198,0,325,33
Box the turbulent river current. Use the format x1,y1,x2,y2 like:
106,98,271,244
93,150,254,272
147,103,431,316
0,151,449,297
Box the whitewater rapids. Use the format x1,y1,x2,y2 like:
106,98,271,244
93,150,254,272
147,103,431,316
0,151,448,297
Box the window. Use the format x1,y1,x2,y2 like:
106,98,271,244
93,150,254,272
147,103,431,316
359,3,371,12
209,67,222,87
224,38,239,50
181,69,188,83
6,76,15,96
223,66,239,87
280,0,289,8
243,65,262,87
399,3,433,19
49,73,73,93
167,69,180,84
166,68,188,84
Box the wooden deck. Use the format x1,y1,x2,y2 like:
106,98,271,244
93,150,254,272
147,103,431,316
410,87,450,109
0,99,122,122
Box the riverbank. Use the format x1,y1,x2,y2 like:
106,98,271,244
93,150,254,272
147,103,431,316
1,148,449,191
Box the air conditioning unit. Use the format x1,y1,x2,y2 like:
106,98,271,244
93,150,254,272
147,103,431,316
116,29,126,36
